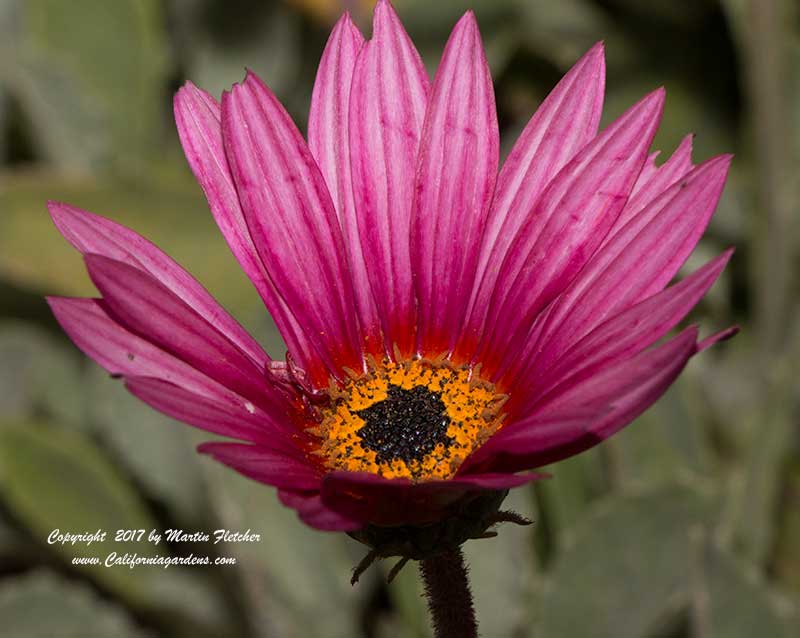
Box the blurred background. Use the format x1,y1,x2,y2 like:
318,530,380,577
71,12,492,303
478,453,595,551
0,0,798,636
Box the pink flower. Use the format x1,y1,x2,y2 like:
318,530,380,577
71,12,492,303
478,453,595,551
48,0,735,534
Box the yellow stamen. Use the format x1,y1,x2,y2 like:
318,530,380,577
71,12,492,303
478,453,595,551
315,357,506,481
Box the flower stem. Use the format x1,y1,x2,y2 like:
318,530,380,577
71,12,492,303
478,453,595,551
419,548,477,638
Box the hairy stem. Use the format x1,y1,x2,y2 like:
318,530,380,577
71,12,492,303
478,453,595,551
419,548,478,638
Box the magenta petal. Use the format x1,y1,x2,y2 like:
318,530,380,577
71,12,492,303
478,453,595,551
411,11,499,355
308,13,365,211
696,325,739,352
471,327,698,473
47,297,284,421
84,254,274,410
222,72,363,384
320,470,544,527
520,250,732,411
125,376,296,443
474,89,665,373
278,490,362,531
308,15,382,355
626,134,694,210
463,44,605,352
460,411,602,473
348,0,430,356
173,83,316,371
222,71,365,386
198,442,321,491
538,326,698,415
48,201,268,369
514,154,731,383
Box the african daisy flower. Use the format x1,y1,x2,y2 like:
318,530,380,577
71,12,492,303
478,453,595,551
47,1,734,622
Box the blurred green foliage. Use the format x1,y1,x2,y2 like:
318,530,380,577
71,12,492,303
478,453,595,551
0,0,798,636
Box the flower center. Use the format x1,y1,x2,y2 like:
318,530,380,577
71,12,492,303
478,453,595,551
356,384,451,464
314,358,507,481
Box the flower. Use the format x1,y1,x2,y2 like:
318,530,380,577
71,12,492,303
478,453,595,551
47,0,735,540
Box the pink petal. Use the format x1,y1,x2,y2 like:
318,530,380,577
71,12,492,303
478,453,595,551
84,254,273,409
198,442,321,491
623,133,695,225
174,83,316,372
278,489,362,531
513,154,731,383
519,250,732,412
598,133,695,250
222,70,364,386
473,89,665,374
462,44,605,354
48,201,268,370
411,11,499,355
696,325,739,352
308,14,383,356
320,470,544,527
47,296,286,425
469,327,698,473
460,410,602,473
125,376,297,443
539,325,698,415
348,0,430,356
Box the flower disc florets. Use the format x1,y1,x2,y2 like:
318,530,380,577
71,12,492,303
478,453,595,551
314,357,508,481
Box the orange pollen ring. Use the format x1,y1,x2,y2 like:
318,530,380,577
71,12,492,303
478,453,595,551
309,356,508,482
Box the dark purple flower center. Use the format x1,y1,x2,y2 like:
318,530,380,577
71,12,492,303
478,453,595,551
355,384,453,464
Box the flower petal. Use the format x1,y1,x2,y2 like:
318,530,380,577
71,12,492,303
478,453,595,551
308,14,383,355
47,296,285,426
512,154,731,384
625,133,694,217
601,133,696,248
84,254,273,410
462,44,605,354
278,489,362,531
348,0,430,356
519,250,732,411
459,410,603,474
697,325,739,352
320,470,544,527
48,201,268,369
473,89,665,374
198,442,321,491
466,327,698,473
222,70,364,386
174,83,316,370
125,376,297,443
411,11,499,355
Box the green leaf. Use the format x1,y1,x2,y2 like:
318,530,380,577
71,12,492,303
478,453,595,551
718,331,799,567
20,0,169,171
142,568,231,636
0,422,158,601
0,570,149,638
605,375,713,487
536,483,713,638
696,543,798,637
0,173,276,340
0,321,85,427
179,1,302,100
773,462,800,592
379,558,430,638
0,42,105,172
514,0,625,68
537,448,606,547
86,364,207,522
203,462,367,638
